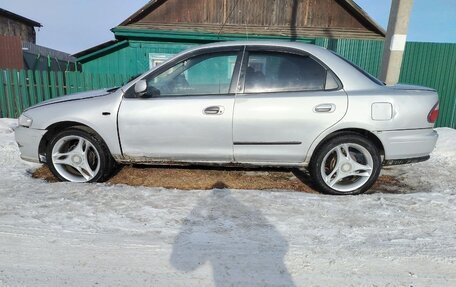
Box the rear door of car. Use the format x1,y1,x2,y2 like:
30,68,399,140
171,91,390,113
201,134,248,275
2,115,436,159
118,47,243,163
233,46,348,164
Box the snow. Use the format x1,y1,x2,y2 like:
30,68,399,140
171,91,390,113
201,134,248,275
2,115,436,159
0,118,455,286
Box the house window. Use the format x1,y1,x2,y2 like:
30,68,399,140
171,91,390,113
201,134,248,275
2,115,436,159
149,53,174,69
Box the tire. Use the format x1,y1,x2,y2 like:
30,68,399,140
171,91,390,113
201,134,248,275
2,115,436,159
309,133,381,195
46,127,115,183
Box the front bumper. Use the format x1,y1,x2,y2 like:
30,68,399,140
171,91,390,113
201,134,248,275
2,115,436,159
375,128,438,161
15,126,47,163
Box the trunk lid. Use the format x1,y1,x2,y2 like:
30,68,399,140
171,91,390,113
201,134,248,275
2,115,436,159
389,84,436,92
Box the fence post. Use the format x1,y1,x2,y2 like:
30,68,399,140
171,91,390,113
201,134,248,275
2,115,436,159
57,71,64,96
19,70,30,111
27,70,37,106
49,71,58,98
41,71,51,100
34,70,44,103
12,69,22,116
4,70,15,118
66,71,76,94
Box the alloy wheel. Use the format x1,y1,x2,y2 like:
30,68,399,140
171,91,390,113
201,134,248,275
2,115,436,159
320,143,374,193
51,135,101,182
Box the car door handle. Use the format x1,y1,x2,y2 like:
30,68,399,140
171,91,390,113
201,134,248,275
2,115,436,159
314,104,336,113
204,106,224,115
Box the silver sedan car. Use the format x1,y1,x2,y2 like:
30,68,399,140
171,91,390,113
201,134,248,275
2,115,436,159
15,41,439,195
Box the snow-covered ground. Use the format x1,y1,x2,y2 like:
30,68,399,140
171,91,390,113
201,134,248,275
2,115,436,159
0,118,455,287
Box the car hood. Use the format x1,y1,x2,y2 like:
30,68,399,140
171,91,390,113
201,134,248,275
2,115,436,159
25,88,115,111
390,84,436,92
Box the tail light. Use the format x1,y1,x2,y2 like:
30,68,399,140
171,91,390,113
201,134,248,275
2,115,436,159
427,103,439,123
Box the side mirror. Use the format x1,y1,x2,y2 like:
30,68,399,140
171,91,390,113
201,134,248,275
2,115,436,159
134,80,147,96
134,80,161,98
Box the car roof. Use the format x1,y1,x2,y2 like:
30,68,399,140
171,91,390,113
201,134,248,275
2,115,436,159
184,40,327,54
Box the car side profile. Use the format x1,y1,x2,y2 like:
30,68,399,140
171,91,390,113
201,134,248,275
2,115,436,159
15,41,439,195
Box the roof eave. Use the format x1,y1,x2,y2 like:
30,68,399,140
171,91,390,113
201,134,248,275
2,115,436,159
0,8,42,27
119,0,163,26
342,0,386,36
112,26,384,42
74,40,128,62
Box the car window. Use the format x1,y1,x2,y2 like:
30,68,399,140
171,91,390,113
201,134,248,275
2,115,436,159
144,53,238,97
244,52,336,93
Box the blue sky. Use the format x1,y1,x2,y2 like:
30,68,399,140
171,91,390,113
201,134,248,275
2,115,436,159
0,0,455,54
355,0,456,43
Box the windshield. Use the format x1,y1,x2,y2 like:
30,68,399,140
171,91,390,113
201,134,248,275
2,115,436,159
331,52,385,86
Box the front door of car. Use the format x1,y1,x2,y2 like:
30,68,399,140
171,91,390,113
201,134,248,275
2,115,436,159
233,48,348,164
118,49,242,163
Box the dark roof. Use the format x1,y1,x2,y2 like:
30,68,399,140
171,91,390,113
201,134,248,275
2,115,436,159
0,8,42,27
119,0,385,37
22,42,76,62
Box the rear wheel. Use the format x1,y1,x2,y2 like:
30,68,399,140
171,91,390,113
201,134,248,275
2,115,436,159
46,128,115,183
309,134,381,195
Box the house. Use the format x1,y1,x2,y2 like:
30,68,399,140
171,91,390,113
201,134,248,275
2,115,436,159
74,0,385,76
0,8,41,69
0,8,77,71
0,7,41,43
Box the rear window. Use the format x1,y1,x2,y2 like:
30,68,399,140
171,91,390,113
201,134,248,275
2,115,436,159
244,52,339,93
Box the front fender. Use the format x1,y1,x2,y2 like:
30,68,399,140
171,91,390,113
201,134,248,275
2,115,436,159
25,90,123,157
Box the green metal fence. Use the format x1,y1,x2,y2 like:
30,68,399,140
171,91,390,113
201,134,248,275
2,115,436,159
399,42,456,128
0,69,131,118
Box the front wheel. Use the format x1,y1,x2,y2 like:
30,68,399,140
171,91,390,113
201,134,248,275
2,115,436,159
46,128,115,183
309,134,381,195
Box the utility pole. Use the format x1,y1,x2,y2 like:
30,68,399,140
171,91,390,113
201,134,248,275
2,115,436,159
379,0,414,85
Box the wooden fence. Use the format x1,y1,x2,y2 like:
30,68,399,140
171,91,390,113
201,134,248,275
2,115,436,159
0,69,132,118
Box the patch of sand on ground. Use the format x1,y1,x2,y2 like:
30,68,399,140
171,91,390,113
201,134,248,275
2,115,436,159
33,165,408,194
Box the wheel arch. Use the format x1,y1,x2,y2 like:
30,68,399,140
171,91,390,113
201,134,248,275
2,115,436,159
308,128,385,165
38,121,112,159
